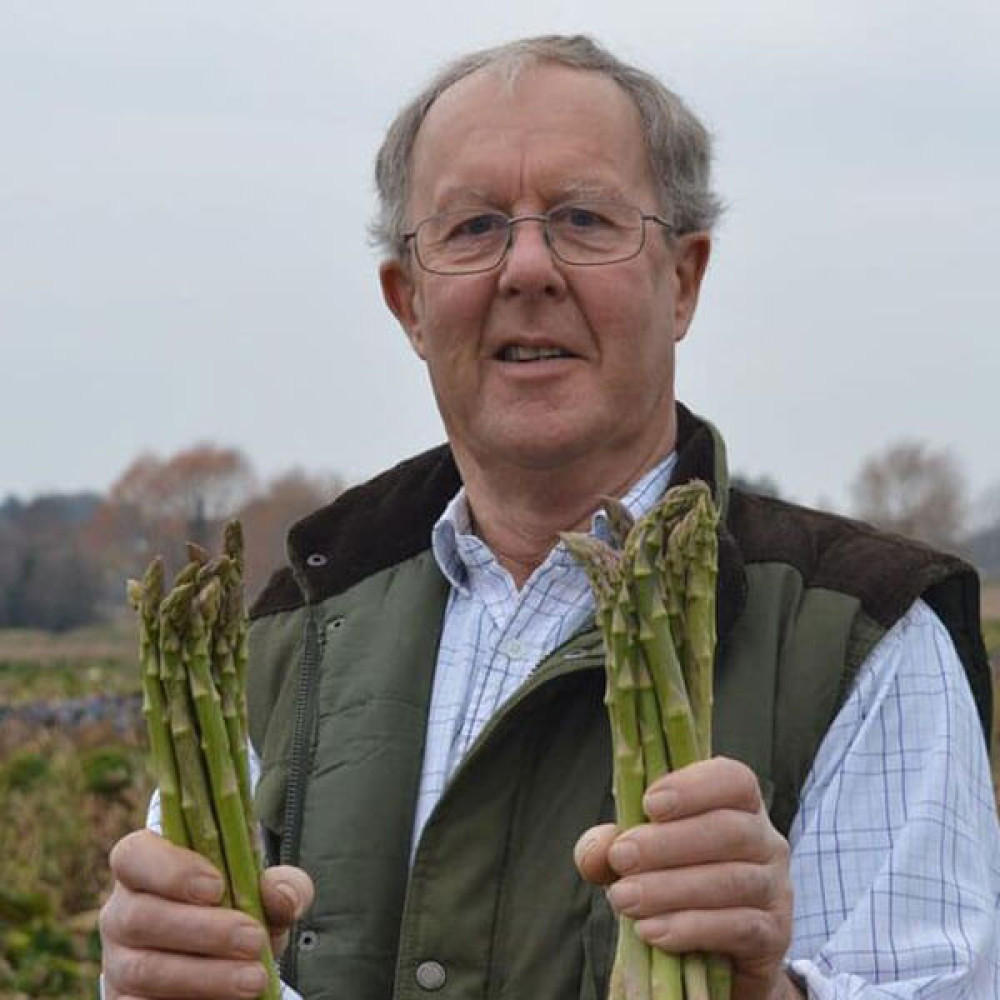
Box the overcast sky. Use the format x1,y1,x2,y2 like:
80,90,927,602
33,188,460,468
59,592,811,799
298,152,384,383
2,1,998,518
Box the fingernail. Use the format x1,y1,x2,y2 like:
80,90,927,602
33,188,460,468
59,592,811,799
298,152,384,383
636,916,671,945
607,881,639,914
274,881,300,915
232,924,264,957
608,840,639,873
575,833,597,865
189,874,224,903
236,964,266,996
644,788,678,818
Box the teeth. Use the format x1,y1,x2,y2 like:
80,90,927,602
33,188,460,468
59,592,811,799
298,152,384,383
502,345,570,362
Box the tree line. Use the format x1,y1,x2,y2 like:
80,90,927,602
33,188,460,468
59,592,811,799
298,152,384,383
0,445,341,631
2,439,997,632
723,441,996,578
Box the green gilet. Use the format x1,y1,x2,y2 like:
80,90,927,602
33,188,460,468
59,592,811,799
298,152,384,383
246,405,990,1000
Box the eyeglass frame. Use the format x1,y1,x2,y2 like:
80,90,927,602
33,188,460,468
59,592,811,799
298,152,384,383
400,202,676,275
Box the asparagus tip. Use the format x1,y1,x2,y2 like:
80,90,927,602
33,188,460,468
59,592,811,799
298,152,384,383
598,495,635,549
186,541,210,565
126,578,143,607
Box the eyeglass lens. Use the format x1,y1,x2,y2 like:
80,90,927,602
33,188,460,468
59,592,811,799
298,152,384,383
415,202,646,273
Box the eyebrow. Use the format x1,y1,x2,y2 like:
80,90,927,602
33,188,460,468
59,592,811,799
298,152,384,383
431,180,629,213
553,181,627,202
432,186,498,211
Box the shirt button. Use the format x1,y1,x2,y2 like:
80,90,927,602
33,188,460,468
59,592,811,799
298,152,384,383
415,960,446,990
504,639,526,658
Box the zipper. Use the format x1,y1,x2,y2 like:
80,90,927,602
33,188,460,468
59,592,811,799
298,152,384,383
392,624,605,997
278,606,324,987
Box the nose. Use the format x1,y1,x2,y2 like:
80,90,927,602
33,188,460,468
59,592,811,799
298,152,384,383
497,216,567,299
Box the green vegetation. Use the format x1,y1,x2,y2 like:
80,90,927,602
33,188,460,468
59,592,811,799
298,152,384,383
0,726,151,998
0,624,136,706
0,622,146,999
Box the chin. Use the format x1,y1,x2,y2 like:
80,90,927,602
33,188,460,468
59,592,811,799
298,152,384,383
485,428,605,471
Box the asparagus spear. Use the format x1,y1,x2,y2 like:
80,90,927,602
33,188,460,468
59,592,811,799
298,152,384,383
128,558,188,847
609,581,654,1000
562,535,663,1000
667,493,731,1000
185,578,280,1000
159,583,232,905
221,527,255,828
624,519,689,1000
204,553,258,853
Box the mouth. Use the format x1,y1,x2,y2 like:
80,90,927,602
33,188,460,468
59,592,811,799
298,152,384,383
498,345,576,363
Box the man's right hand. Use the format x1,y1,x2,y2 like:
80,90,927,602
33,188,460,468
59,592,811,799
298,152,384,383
100,829,314,1000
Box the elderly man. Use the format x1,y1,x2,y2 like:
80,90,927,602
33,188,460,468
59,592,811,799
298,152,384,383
100,35,997,1000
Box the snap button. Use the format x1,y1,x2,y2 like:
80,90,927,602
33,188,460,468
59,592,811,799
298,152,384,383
415,960,446,990
298,929,319,952
306,553,327,568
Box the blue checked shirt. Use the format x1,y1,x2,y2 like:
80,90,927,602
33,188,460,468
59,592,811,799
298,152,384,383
147,455,1000,998
415,455,680,849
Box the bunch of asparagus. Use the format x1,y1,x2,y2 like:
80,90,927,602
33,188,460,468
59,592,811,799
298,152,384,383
563,480,730,1000
127,523,280,1000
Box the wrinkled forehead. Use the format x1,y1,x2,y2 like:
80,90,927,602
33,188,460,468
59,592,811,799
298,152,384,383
409,61,652,209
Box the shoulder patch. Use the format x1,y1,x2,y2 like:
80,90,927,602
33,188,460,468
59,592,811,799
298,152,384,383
727,490,973,629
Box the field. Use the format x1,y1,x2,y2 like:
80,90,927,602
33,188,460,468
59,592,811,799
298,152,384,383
0,625,148,999
1,590,999,999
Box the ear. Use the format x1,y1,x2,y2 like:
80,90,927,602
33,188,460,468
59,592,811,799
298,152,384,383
379,259,426,359
671,233,712,343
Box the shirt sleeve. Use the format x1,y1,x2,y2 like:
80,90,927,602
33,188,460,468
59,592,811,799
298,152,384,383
143,745,304,1000
785,599,1000,997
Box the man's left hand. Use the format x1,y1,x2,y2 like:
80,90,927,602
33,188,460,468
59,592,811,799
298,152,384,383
574,757,800,1000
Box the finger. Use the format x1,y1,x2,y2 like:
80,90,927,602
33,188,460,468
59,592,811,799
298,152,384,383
608,810,786,875
100,884,266,959
261,865,315,931
642,757,763,822
109,829,226,905
271,927,291,960
635,901,792,972
606,861,782,919
573,824,620,886
103,944,268,1000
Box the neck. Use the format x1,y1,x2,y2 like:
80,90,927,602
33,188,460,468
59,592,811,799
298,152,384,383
456,429,677,589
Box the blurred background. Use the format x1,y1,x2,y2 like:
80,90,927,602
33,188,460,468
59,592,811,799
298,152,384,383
1,1,998,995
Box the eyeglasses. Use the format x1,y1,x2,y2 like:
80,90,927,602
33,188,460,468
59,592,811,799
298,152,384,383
402,201,674,275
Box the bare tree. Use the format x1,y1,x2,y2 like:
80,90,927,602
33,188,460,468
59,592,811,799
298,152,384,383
851,441,965,550
109,445,255,525
88,444,257,582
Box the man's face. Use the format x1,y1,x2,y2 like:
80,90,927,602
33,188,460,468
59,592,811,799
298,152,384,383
381,62,710,478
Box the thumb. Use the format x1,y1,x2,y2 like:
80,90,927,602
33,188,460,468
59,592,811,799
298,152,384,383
574,823,620,886
260,865,314,956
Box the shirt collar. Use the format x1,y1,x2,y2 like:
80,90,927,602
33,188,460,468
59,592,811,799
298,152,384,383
431,452,679,594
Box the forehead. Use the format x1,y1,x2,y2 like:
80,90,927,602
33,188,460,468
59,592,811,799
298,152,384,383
409,62,654,212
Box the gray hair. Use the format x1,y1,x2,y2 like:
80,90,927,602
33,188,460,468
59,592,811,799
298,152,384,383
371,34,724,260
